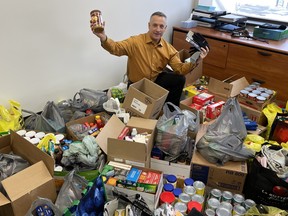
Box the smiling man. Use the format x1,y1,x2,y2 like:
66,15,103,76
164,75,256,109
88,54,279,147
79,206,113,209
91,11,209,106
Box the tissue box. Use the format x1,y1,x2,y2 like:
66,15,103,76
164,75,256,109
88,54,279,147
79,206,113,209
181,20,197,29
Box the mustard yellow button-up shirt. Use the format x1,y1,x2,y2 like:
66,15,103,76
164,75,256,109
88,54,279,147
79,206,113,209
101,33,196,82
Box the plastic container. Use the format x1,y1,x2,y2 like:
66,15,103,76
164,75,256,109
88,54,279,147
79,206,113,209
160,191,175,204
163,183,174,192
90,10,104,33
166,174,177,188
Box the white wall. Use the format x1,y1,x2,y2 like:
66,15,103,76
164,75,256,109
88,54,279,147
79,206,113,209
0,0,193,112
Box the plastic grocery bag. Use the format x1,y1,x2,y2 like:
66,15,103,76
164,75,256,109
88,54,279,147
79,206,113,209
155,102,199,157
25,197,62,216
38,101,65,133
196,97,254,165
55,170,88,213
72,88,108,113
0,100,23,133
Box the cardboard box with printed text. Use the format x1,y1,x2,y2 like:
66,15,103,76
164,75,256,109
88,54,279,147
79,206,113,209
122,78,168,119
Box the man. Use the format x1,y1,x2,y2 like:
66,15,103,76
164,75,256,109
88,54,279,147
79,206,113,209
91,11,209,106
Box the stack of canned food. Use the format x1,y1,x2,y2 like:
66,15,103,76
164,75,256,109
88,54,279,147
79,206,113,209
158,174,256,216
205,189,256,216
159,175,207,215
239,82,274,104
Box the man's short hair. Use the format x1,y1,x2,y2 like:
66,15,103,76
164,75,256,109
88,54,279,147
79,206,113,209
150,11,167,19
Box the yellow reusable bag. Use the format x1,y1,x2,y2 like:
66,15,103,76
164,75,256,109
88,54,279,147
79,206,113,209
0,100,23,133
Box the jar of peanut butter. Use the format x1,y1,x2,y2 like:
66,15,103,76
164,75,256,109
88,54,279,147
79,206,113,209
90,10,104,33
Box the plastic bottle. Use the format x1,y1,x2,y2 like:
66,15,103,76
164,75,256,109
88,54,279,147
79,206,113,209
95,115,104,128
131,128,138,138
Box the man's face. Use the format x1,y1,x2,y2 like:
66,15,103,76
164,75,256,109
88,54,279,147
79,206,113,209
148,15,167,43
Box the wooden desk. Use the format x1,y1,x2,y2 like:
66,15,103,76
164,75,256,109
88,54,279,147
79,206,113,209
172,26,288,101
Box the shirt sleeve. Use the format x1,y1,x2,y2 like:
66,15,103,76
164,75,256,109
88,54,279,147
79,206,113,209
101,37,132,57
169,51,198,76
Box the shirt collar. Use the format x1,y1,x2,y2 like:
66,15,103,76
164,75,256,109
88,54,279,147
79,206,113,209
145,33,163,47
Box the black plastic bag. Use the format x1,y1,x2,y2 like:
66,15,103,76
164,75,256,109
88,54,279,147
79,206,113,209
244,157,288,210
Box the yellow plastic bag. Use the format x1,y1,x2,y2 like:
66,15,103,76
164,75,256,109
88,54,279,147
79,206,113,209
0,100,23,133
262,102,282,140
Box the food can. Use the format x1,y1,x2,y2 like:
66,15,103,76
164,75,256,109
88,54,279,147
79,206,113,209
260,93,269,99
256,87,265,92
216,207,232,216
247,93,257,101
188,201,202,213
232,194,245,206
193,181,205,196
210,188,222,200
256,96,266,104
252,90,261,95
248,84,257,90
264,89,274,98
243,199,256,210
232,204,246,215
179,192,191,204
184,185,196,197
221,191,233,203
244,87,253,92
205,208,215,216
191,194,205,206
90,10,104,33
207,198,220,210
174,202,187,214
219,201,233,212
239,90,249,98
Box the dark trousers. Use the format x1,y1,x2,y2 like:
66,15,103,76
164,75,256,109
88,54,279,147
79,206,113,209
128,70,186,106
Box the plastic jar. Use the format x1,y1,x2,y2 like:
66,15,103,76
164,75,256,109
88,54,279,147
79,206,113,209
90,10,104,33
163,183,174,192
160,191,175,205
187,201,202,213
184,178,194,187
166,174,177,188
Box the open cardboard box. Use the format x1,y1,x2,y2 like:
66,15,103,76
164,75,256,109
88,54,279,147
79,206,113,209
122,78,168,119
96,115,158,168
66,112,111,141
191,123,248,194
0,131,56,216
208,75,249,98
104,163,163,211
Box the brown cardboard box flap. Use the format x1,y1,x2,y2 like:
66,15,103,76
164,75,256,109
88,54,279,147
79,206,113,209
127,117,157,131
96,115,124,155
108,138,147,162
2,161,52,202
208,76,249,98
131,78,169,100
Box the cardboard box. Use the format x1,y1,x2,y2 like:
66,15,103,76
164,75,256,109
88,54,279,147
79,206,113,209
104,165,163,211
238,92,276,111
179,49,203,87
208,75,249,98
150,158,191,179
66,112,111,140
0,131,56,216
253,26,288,41
96,115,157,168
191,123,247,194
180,97,205,123
122,78,168,119
240,104,267,125
191,150,247,194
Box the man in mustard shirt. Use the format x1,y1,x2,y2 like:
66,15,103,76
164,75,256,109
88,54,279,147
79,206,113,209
91,11,209,106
